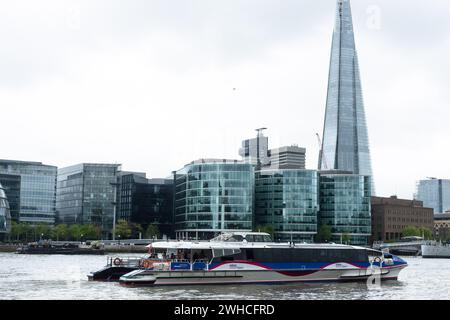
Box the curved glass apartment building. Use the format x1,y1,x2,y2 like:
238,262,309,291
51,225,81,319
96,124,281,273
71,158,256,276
319,171,371,245
0,160,57,224
174,159,254,240
255,169,318,242
0,182,11,234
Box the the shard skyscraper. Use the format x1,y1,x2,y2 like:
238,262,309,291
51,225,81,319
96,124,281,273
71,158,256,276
319,0,374,190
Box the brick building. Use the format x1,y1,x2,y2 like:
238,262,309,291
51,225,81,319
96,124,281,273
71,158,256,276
371,196,434,242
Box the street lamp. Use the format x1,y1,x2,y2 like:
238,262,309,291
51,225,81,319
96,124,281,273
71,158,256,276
80,234,84,244
110,181,119,241
118,234,121,245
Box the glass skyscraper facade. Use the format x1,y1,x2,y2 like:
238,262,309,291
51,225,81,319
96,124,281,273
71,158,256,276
0,160,57,224
319,0,374,192
319,171,371,245
175,159,254,240
118,173,174,238
416,178,450,213
0,182,11,234
255,169,318,242
56,163,120,237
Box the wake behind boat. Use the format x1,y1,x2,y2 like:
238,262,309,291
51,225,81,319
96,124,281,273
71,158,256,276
116,232,407,286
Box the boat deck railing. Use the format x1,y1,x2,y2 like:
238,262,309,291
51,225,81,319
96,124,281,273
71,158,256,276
107,256,144,267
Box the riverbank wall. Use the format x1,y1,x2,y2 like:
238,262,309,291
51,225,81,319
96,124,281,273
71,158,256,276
0,244,148,253
0,244,20,252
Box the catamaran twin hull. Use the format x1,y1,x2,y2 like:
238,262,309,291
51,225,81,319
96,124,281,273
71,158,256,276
119,261,407,286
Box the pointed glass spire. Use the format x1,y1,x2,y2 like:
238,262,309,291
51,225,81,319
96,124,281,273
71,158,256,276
319,0,374,190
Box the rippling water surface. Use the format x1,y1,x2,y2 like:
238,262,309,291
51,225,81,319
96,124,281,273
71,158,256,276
0,253,447,300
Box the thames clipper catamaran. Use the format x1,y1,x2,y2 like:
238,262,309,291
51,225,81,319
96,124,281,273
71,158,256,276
112,232,407,286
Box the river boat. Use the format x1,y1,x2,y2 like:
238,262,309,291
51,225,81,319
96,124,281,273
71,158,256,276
88,256,143,281
17,241,105,255
372,236,425,256
421,242,450,258
118,232,408,286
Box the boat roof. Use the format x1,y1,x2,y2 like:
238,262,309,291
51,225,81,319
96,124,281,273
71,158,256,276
147,240,368,251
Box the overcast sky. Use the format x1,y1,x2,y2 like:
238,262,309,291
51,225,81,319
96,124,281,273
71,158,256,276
1,0,449,199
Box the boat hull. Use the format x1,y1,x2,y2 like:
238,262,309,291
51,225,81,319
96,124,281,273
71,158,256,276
119,264,406,286
421,244,450,258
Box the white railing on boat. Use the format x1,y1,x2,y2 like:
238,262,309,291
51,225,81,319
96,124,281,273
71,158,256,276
107,256,143,267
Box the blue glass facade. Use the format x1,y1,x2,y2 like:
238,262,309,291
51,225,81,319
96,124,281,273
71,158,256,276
416,178,450,214
175,159,254,240
319,0,374,192
0,182,11,234
56,164,120,237
0,160,57,224
255,169,318,242
319,171,371,245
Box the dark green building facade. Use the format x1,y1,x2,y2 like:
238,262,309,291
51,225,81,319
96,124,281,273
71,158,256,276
255,169,318,242
318,171,371,245
174,159,254,240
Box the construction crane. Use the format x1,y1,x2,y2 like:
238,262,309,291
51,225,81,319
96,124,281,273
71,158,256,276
316,133,328,170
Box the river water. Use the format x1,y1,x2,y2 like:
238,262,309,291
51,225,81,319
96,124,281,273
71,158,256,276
0,252,448,300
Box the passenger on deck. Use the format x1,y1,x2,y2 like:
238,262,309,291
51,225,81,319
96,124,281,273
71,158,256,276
193,252,199,261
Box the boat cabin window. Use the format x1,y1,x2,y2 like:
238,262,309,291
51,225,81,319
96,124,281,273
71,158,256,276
213,248,241,260
245,234,272,242
159,249,214,262
239,248,368,263
211,233,244,242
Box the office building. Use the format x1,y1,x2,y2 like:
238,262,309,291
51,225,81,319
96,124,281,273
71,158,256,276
0,182,11,234
318,0,374,192
117,171,148,221
318,170,371,245
0,160,57,224
174,159,254,240
371,196,434,242
268,146,306,169
239,132,270,167
56,163,120,238
415,178,450,213
255,169,318,242
117,172,174,237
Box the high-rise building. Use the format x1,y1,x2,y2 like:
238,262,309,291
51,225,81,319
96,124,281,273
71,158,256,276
255,169,318,242
268,146,306,169
0,160,57,224
318,170,372,245
117,171,148,222
56,163,121,238
117,172,174,238
239,132,270,167
174,159,254,240
415,178,450,214
319,0,374,191
0,182,11,235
